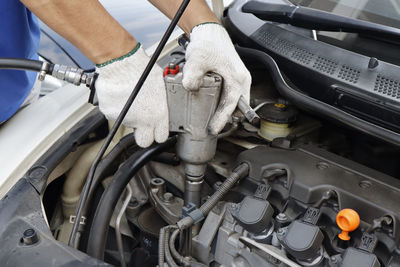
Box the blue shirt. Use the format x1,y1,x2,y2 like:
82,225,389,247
0,1,40,123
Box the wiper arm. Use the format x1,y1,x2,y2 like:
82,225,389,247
242,1,400,42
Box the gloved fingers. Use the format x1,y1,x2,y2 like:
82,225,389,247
209,87,241,135
134,126,154,148
154,118,169,143
240,68,252,100
182,60,207,91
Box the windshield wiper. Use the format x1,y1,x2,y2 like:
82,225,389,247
242,1,400,43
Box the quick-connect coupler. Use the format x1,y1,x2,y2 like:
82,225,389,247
50,64,96,88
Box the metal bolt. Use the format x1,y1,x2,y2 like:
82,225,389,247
277,228,284,235
163,192,174,202
129,198,139,207
22,228,39,245
330,256,337,263
276,213,287,222
368,57,379,69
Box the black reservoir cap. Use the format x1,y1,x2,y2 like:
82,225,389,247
257,103,298,124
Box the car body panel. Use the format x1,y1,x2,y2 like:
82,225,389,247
0,85,93,197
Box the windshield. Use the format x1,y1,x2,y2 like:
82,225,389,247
290,0,400,29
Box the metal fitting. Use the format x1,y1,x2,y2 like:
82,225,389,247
22,228,39,245
237,96,260,126
163,192,174,202
38,61,50,81
52,64,83,85
51,64,96,87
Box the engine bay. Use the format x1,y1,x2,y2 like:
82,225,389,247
35,47,400,266
0,1,400,266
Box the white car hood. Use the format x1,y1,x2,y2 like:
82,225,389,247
0,84,94,197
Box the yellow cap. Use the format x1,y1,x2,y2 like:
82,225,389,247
336,209,360,241
274,103,286,109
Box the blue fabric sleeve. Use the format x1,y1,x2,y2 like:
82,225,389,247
0,1,40,123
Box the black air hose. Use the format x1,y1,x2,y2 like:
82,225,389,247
87,136,177,260
235,46,400,146
83,133,137,215
76,134,138,249
0,58,49,72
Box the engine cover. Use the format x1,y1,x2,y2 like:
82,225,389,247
237,145,400,244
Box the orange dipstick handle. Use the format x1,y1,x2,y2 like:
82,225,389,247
336,209,360,241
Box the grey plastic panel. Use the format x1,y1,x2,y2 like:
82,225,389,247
251,23,400,105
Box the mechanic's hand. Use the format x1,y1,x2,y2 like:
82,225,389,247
95,44,169,148
183,23,251,135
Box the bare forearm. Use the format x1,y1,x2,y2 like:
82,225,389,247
21,0,137,64
148,0,219,34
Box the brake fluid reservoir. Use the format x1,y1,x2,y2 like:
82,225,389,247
257,103,297,141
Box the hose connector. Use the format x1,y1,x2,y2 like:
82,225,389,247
38,61,51,81
51,64,96,87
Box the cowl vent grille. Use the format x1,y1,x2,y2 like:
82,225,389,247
338,65,361,84
374,75,400,99
313,56,338,74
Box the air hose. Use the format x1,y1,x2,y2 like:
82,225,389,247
83,133,137,215
69,0,192,247
0,58,46,72
86,136,177,260
235,46,400,146
0,57,97,88
71,134,138,248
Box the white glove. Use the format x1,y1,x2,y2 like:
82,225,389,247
95,45,169,148
183,23,252,135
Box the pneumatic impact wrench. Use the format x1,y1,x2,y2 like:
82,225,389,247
165,63,222,208
165,61,259,209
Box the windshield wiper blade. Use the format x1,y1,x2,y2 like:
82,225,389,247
242,1,400,43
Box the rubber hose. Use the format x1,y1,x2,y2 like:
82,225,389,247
235,46,400,146
0,58,45,72
77,134,138,250
87,136,177,260
82,133,137,215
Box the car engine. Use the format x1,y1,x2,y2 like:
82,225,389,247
1,1,400,267
33,49,399,266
